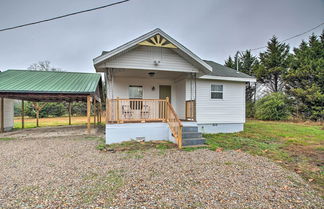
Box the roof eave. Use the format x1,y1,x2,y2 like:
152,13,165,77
199,75,257,82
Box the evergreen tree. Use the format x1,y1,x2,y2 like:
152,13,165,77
284,32,324,121
239,50,258,102
225,56,235,68
255,36,290,93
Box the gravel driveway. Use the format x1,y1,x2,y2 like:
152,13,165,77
0,127,323,208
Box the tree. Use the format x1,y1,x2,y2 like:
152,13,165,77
284,32,324,121
255,36,290,93
255,92,291,120
225,51,258,117
224,56,235,68
28,60,61,71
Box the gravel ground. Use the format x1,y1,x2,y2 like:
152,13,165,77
0,127,323,208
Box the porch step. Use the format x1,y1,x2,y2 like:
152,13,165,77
182,132,202,139
182,138,206,146
182,126,198,132
181,125,205,147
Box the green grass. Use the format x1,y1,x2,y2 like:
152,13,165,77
97,140,177,152
204,120,324,196
0,137,15,141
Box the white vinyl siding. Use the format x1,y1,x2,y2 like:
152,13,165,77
99,46,200,73
195,79,246,124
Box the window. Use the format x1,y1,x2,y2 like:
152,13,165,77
211,84,223,99
129,85,143,99
129,85,143,110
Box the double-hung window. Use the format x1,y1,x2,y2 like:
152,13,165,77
211,84,223,99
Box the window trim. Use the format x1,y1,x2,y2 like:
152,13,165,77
210,84,223,100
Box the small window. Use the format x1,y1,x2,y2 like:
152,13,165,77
129,85,143,99
211,84,223,99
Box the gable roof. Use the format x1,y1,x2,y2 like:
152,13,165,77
201,60,256,82
204,60,253,78
93,28,213,73
0,70,101,94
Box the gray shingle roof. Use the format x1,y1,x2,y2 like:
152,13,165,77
204,60,254,79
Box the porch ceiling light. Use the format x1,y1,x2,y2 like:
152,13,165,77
148,72,155,77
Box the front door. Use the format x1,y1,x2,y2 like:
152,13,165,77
159,85,171,103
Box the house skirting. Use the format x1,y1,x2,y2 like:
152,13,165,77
198,123,243,133
106,123,175,144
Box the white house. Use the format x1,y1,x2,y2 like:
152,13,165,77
93,28,256,147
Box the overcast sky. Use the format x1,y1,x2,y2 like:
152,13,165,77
0,0,323,73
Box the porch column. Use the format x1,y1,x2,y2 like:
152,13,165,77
194,73,197,121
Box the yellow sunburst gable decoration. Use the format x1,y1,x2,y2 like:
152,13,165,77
138,34,177,49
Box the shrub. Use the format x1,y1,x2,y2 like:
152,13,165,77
255,93,291,120
246,101,255,118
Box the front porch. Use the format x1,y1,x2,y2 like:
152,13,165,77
104,69,198,148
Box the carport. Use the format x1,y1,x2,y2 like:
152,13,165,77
0,70,103,133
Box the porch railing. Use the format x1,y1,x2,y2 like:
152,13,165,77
185,100,196,121
106,97,182,148
165,98,183,148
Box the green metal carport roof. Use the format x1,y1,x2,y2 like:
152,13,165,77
0,70,103,102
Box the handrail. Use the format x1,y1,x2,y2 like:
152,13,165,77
165,98,183,149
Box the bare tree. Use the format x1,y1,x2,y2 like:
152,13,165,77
28,60,61,71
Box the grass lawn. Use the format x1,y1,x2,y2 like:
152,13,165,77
14,116,104,129
204,120,324,196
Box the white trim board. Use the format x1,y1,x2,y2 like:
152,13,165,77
199,75,256,83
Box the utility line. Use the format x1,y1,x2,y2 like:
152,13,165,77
250,22,324,51
0,0,130,32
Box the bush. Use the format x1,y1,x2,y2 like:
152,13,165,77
246,101,255,118
255,93,291,120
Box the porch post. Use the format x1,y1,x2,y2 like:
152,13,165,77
194,73,197,121
116,97,120,123
165,97,169,122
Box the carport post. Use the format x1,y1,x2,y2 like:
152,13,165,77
87,96,91,134
21,100,25,129
0,97,4,133
94,99,97,127
68,102,72,125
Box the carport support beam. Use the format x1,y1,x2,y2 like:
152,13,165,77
22,100,25,129
0,97,4,133
68,102,72,125
87,96,91,134
94,99,97,127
